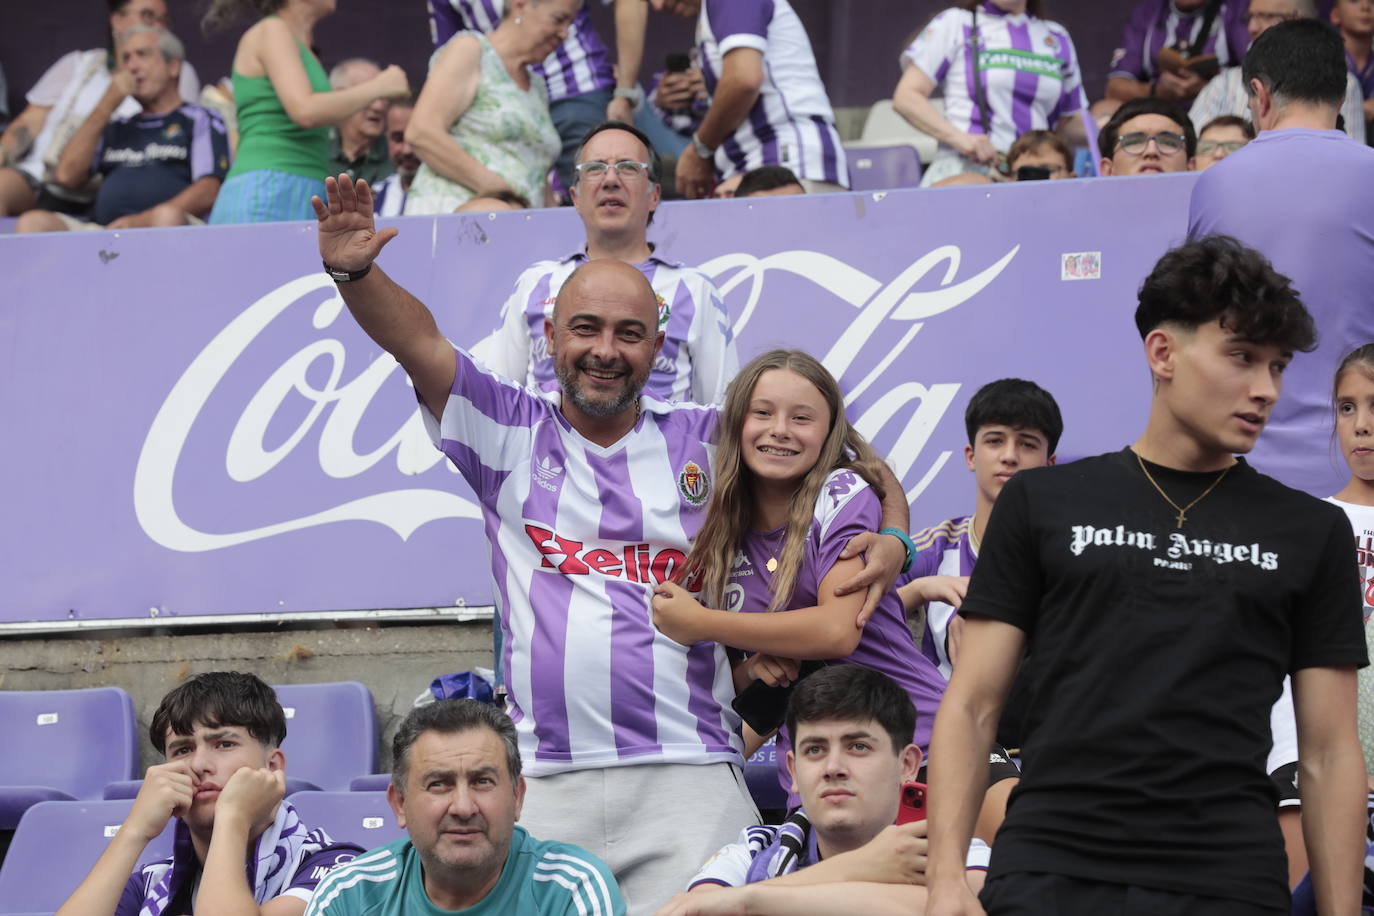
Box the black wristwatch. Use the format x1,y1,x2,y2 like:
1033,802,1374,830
323,260,372,283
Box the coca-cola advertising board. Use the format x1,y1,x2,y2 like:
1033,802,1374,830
0,175,1201,627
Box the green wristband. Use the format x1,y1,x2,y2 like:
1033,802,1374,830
878,527,916,575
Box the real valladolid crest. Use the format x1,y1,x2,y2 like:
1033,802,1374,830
134,244,1020,553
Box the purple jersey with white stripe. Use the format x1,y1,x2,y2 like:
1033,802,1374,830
727,469,946,799
695,0,847,185
1108,0,1250,84
907,515,977,681
903,5,1086,154
423,346,743,776
428,0,614,102
475,250,738,404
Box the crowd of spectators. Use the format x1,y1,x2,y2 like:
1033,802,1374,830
8,4,1374,916
13,0,1374,230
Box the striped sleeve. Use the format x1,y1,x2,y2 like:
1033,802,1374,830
1108,1,1153,81
186,105,231,181
303,846,401,915
682,271,737,405
471,263,546,384
708,0,772,54
687,825,776,888
533,848,627,915
903,9,961,85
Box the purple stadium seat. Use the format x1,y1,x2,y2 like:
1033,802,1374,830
286,790,405,851
744,737,790,812
0,687,138,829
0,799,175,915
273,682,379,792
349,773,392,791
846,145,923,192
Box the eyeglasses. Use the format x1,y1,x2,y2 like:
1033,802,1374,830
1246,11,1299,25
574,160,653,183
1197,139,1248,156
1115,131,1187,156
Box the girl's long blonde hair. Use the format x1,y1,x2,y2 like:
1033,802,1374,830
680,350,888,611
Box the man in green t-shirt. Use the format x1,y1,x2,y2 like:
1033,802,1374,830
304,699,624,915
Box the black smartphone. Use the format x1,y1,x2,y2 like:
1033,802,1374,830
666,52,692,73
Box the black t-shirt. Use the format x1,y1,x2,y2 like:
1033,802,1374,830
962,447,1366,908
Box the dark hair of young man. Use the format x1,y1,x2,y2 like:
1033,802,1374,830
1134,234,1316,353
148,671,288,754
391,699,522,792
785,665,915,754
1006,129,1072,171
964,378,1065,455
1198,114,1256,141
1098,97,1197,159
1242,18,1347,109
736,165,805,198
576,120,664,186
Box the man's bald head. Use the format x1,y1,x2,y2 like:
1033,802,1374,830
554,259,659,328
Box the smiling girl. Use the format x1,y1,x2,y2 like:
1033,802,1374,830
651,350,945,793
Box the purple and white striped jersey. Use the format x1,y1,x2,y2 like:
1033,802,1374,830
903,4,1086,154
1108,0,1250,84
906,515,977,681
428,0,614,103
695,0,847,185
1348,50,1374,104
371,172,407,218
422,346,743,776
727,469,946,800
476,250,738,404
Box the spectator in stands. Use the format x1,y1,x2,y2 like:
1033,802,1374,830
475,122,738,404
650,349,945,806
924,235,1365,916
404,0,574,215
304,700,625,915
666,0,848,198
893,0,1088,188
1327,345,1374,790
1332,0,1374,130
326,59,394,187
202,0,409,224
736,164,804,197
16,27,228,233
1194,113,1254,168
311,184,908,912
429,0,685,190
0,0,201,218
371,98,417,217
454,188,530,212
1006,129,1075,179
1190,0,1366,143
1098,97,1196,175
55,672,362,916
1102,0,1250,113
712,173,743,198
654,666,989,915
1189,18,1374,497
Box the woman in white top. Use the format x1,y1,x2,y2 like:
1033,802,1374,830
893,0,1088,187
0,0,201,215
404,0,575,214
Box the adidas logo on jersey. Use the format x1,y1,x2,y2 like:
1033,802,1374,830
533,456,564,492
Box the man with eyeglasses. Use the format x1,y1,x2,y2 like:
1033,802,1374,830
1189,0,1366,141
1194,114,1255,169
475,121,737,406
1098,97,1197,175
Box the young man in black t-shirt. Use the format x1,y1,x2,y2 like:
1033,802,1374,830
924,236,1368,916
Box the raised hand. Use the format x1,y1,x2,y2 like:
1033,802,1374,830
125,760,195,841
312,174,398,272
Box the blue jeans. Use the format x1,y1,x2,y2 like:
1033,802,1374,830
550,90,691,188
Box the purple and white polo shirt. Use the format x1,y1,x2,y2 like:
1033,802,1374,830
727,469,947,800
428,0,614,102
1107,0,1249,84
695,0,847,185
903,3,1086,154
422,345,742,776
475,250,738,404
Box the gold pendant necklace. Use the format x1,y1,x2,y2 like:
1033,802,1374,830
1135,451,1232,529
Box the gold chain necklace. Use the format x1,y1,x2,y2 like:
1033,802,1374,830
1135,452,1233,529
